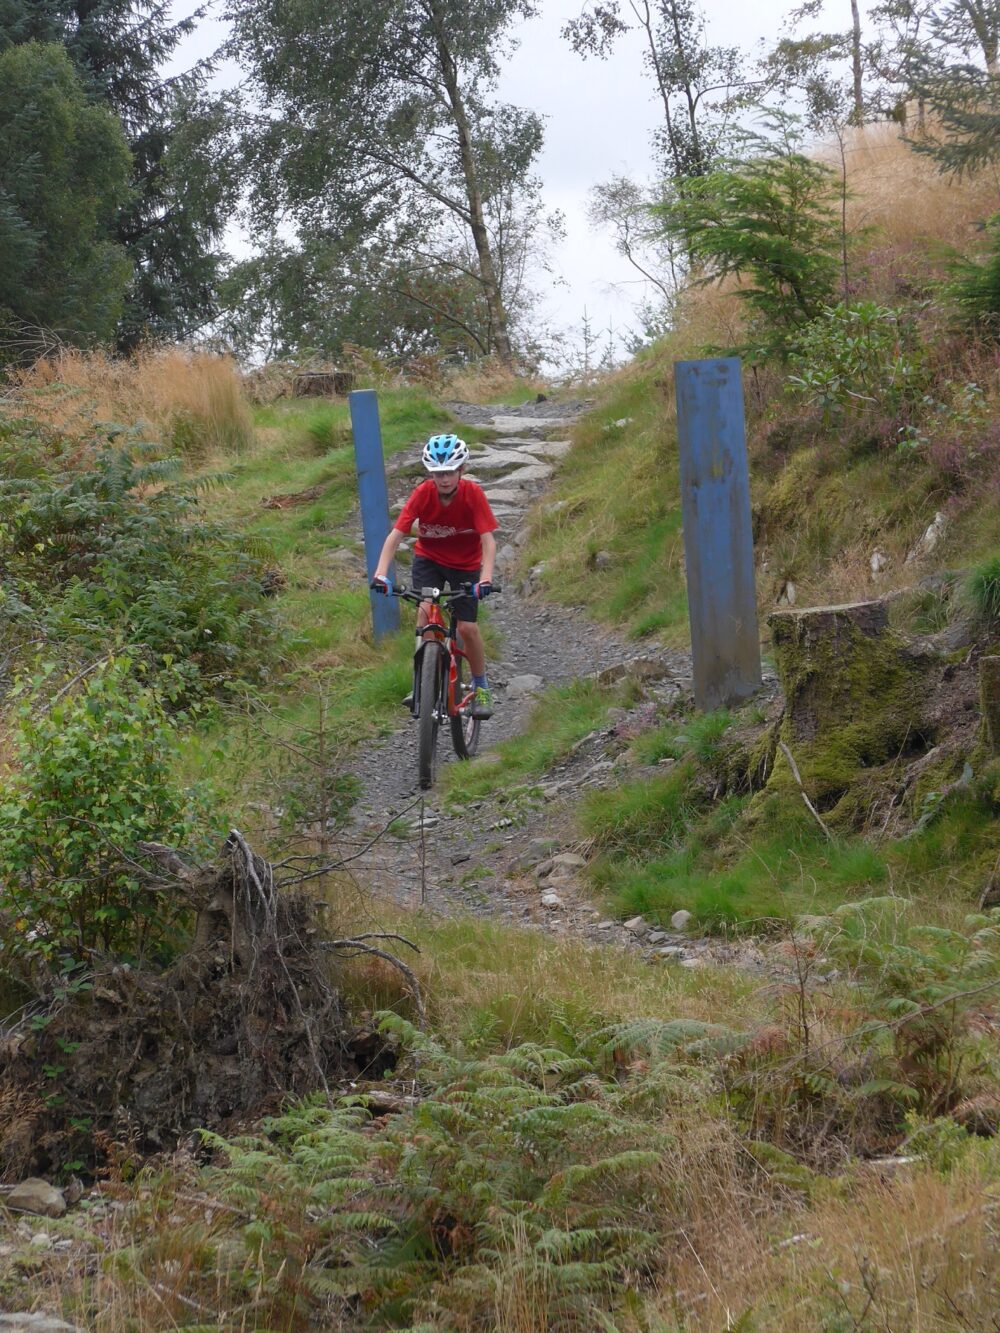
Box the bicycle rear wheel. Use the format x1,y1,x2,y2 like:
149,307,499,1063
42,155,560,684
449,652,481,759
418,646,443,789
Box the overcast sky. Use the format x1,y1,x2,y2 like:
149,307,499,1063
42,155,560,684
172,0,844,356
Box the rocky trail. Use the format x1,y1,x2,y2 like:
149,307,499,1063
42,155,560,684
341,401,785,976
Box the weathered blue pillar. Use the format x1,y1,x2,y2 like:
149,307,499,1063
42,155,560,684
349,389,400,641
674,357,761,711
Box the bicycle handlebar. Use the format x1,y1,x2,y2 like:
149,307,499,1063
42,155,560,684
389,581,502,604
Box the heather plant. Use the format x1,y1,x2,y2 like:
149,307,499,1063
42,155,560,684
0,658,213,979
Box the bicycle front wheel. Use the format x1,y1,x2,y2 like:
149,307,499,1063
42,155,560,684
417,646,443,789
449,652,481,759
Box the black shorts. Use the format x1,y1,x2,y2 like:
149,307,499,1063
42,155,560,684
410,555,480,622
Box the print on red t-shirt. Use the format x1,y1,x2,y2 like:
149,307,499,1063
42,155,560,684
394,478,498,571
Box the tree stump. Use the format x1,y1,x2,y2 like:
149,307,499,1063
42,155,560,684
292,370,356,397
767,601,926,820
980,656,1000,755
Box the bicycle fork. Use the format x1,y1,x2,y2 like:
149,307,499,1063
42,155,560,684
411,638,446,719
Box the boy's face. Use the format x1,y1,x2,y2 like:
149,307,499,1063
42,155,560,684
430,465,463,500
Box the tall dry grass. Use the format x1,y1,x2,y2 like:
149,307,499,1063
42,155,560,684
822,120,1000,252
675,121,1000,343
443,355,548,404
7,347,254,456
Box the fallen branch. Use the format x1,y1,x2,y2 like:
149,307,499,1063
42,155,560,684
321,935,426,1028
778,740,834,842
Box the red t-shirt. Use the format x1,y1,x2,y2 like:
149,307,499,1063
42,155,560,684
395,478,498,570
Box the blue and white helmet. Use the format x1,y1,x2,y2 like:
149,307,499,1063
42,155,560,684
421,432,470,472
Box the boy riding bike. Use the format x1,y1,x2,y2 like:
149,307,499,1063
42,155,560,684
371,433,498,719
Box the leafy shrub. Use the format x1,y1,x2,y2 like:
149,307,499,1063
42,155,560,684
0,658,213,977
787,301,925,424
0,427,278,698
966,553,1000,621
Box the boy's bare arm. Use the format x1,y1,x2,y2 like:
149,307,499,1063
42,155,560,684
480,530,497,584
373,527,404,580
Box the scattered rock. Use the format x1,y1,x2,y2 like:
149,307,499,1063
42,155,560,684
534,858,554,879
670,909,693,930
7,1178,66,1219
540,892,563,909
551,852,585,870
623,915,649,937
906,511,947,564
596,920,615,931
590,550,614,571
506,673,544,700
777,579,797,607
658,946,686,959
870,548,889,576
527,837,558,859
29,1233,52,1249
597,657,672,689
647,931,668,945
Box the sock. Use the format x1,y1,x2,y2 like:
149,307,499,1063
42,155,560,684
473,674,488,689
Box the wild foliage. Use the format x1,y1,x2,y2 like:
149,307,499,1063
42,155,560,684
0,658,211,977
0,423,278,698
786,300,927,424
654,120,844,358
198,1016,706,1328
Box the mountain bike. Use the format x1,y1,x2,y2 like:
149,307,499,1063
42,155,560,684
392,582,501,790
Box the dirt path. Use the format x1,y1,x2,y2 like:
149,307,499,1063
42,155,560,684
335,400,774,968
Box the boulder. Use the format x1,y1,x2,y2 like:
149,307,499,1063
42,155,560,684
6,1178,66,1219
623,915,648,937
670,909,692,930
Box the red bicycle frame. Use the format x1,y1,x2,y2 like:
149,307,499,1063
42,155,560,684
421,600,474,719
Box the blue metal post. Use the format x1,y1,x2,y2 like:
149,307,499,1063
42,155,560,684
674,357,761,711
349,389,400,642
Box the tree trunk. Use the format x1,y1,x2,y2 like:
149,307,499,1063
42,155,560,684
980,656,1000,753
429,7,514,368
961,0,999,73
849,0,865,123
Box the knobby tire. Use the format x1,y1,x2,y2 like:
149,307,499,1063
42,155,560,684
449,651,481,759
418,646,443,790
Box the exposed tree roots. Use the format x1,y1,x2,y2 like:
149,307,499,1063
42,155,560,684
0,832,412,1177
